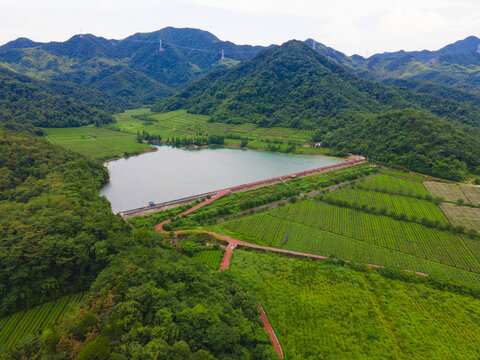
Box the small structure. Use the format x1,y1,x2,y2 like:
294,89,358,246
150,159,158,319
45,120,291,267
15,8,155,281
148,201,155,207
313,141,323,148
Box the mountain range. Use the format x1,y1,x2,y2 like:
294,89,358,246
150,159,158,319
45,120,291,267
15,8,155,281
3,28,480,106
1,27,480,179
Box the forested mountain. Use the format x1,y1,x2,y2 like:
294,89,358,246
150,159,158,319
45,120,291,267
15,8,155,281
0,130,131,315
348,36,480,95
0,28,266,106
153,40,480,179
0,66,118,128
153,40,480,128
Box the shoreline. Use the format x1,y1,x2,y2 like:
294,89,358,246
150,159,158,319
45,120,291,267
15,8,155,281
103,140,347,163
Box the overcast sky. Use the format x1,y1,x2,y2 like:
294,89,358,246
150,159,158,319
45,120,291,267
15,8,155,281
1,0,479,56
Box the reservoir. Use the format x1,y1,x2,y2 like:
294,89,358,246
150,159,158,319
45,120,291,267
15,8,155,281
101,145,343,212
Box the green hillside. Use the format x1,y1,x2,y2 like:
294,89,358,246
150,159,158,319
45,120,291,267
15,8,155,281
153,41,480,179
0,66,117,128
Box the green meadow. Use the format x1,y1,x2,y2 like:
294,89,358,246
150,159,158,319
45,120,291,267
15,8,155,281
43,125,152,160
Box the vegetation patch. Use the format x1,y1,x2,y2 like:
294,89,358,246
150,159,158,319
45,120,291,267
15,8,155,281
229,250,480,360
43,125,152,160
440,203,480,234
424,181,469,203
0,294,85,350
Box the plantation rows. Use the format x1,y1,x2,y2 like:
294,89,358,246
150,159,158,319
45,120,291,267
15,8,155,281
424,181,468,203
322,187,449,224
460,184,480,205
440,203,480,232
0,293,85,348
192,249,225,270
223,213,480,285
229,251,480,359
357,174,430,198
270,200,480,272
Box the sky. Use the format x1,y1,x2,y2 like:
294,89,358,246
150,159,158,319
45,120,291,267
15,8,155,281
0,0,479,56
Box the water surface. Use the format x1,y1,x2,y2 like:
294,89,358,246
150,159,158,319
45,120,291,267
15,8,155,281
101,145,342,212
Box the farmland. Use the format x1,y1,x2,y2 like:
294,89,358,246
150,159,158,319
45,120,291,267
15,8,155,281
0,293,85,349
321,186,449,224
138,163,376,231
211,186,480,284
229,250,480,360
43,125,152,160
357,174,430,198
112,108,314,145
424,181,469,203
440,203,480,233
460,184,480,205
192,249,225,270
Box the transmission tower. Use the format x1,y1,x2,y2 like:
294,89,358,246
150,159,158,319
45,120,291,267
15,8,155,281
312,40,316,50
220,49,225,61
159,39,165,52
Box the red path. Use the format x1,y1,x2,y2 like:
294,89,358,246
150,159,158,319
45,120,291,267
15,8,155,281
260,306,284,359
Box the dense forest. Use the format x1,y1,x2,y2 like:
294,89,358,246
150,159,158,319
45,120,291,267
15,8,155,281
322,109,480,180
153,40,480,130
0,67,118,128
0,130,277,359
2,245,276,360
0,130,130,315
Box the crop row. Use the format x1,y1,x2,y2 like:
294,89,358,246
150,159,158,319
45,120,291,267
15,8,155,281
357,174,429,198
322,187,448,224
229,250,480,359
222,199,480,283
225,214,480,285
192,249,225,270
0,293,85,348
269,200,480,272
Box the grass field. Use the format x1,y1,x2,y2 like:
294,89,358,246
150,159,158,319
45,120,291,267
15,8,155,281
229,250,480,360
192,249,225,270
424,181,468,203
43,125,152,160
112,108,314,145
211,196,480,284
0,293,85,350
440,203,480,233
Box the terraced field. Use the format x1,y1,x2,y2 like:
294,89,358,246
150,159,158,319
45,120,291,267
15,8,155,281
229,250,480,360
214,198,480,284
112,108,313,144
440,203,480,232
357,174,430,198
0,293,85,349
322,186,449,224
